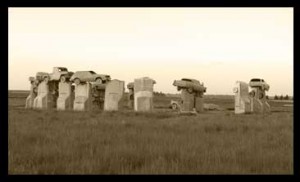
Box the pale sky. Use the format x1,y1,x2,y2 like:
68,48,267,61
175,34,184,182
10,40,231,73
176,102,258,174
8,8,293,95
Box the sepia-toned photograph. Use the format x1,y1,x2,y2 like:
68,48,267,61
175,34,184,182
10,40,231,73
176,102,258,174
8,7,293,174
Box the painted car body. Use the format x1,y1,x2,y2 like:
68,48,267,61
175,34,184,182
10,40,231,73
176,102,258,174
170,99,181,110
70,71,111,84
35,72,50,82
49,67,73,81
127,82,134,89
249,78,270,91
173,78,206,93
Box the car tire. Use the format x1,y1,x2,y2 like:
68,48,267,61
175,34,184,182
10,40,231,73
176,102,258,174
74,78,81,85
249,90,255,97
44,76,49,83
95,78,102,84
171,103,178,110
259,92,264,99
60,75,66,83
187,87,193,93
34,80,39,85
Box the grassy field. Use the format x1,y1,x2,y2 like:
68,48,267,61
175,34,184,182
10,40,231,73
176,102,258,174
8,91,293,174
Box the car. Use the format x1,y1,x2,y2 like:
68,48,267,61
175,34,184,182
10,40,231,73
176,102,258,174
170,99,181,110
49,67,73,82
35,72,50,83
127,82,134,89
70,71,111,85
249,78,270,91
28,76,39,92
173,78,207,93
28,76,35,83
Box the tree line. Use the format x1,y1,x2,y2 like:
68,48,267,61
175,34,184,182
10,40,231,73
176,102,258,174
266,95,292,100
153,91,292,100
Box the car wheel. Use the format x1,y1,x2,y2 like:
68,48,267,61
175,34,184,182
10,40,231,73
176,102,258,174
95,78,102,84
60,75,66,83
171,103,178,110
44,76,49,83
74,78,81,85
187,87,193,93
34,80,39,85
249,90,255,97
259,92,264,99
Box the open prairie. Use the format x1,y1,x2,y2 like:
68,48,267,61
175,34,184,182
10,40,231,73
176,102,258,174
8,91,293,174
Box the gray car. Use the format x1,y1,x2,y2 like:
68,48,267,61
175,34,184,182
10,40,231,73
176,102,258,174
70,71,111,85
173,78,206,93
249,78,270,91
35,72,50,83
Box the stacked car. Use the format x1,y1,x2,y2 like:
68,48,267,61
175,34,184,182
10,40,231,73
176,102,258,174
173,78,207,93
30,67,111,85
249,78,270,91
70,71,111,85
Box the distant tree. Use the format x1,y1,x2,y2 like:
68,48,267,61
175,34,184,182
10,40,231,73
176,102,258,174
280,95,284,100
284,95,289,100
153,91,166,97
274,95,278,100
159,91,166,97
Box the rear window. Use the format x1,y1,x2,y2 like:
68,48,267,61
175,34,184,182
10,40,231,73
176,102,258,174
58,68,68,71
89,71,96,74
182,78,192,82
250,79,262,82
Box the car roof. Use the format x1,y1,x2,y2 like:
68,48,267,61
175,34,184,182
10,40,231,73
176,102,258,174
75,71,93,73
182,78,199,82
250,78,264,82
36,72,48,74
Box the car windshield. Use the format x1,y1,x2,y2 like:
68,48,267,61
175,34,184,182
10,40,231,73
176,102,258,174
251,79,261,82
182,78,192,82
89,71,96,74
58,68,67,71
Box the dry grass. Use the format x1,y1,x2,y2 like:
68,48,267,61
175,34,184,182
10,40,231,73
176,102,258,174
8,91,293,174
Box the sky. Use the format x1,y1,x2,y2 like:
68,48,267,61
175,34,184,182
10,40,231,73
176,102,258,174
8,8,293,96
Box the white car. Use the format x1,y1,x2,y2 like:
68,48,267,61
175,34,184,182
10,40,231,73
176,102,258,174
173,78,206,93
49,67,73,82
249,78,270,91
35,72,50,83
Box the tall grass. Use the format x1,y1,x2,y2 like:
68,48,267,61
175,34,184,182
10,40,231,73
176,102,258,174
9,108,293,174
